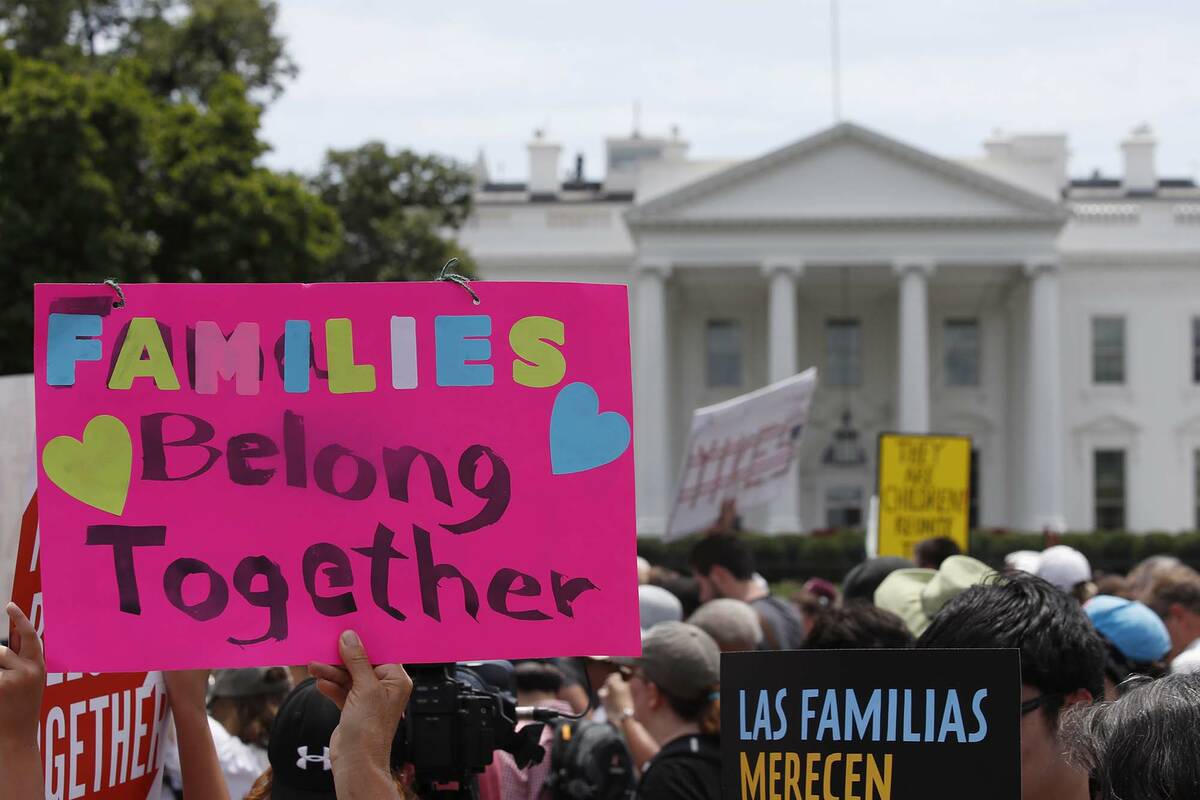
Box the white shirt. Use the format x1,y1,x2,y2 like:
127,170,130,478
1171,637,1200,675
161,715,269,800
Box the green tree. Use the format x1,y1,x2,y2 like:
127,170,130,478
312,141,476,282
0,0,295,100
0,54,338,374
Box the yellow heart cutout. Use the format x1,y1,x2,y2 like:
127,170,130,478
42,415,132,515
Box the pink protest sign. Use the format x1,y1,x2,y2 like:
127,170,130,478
33,282,639,672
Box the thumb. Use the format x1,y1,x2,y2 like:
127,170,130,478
337,630,376,687
6,603,42,666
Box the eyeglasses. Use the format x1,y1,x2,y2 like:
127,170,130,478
1020,693,1062,715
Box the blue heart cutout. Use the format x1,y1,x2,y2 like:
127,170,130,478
550,382,631,475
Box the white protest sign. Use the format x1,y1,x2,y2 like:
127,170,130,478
666,369,817,539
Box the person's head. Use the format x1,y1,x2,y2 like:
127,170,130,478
1036,545,1095,603
649,571,702,618
1142,565,1200,659
636,556,652,585
258,678,342,800
873,555,995,637
917,572,1105,800
1092,573,1131,599
639,584,683,632
1061,673,1200,800
614,622,720,740
840,557,912,604
913,537,961,570
513,661,564,706
688,598,763,652
688,534,756,602
208,667,292,748
803,603,913,649
1083,595,1171,698
1126,554,1182,599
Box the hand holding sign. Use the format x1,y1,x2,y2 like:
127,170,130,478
0,602,46,800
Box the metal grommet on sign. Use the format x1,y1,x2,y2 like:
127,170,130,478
437,258,480,305
104,278,126,309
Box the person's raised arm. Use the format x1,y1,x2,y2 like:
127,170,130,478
0,603,45,800
163,669,230,800
309,630,413,800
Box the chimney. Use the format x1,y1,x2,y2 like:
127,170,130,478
527,130,561,196
1121,124,1156,193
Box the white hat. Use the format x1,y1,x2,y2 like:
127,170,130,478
638,585,683,633
1035,545,1091,592
1005,550,1042,575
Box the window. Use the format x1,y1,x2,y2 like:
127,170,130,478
825,486,863,529
826,319,861,387
705,320,743,387
1094,449,1126,531
969,449,980,529
1192,318,1200,383
944,319,981,387
1092,316,1125,384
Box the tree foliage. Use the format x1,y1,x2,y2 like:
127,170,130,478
312,141,476,282
0,1,478,375
0,53,338,374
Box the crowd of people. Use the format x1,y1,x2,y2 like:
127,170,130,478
4,532,1200,799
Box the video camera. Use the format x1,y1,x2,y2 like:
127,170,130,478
392,661,554,799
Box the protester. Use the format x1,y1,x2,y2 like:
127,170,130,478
487,662,573,800
687,598,763,652
873,554,994,637
1061,672,1200,800
803,603,913,649
1083,595,1170,698
610,622,721,800
840,556,912,604
203,667,292,797
916,572,1105,800
639,584,684,632
1092,572,1131,599
165,670,234,800
0,603,47,800
1142,565,1200,670
1036,545,1096,602
912,536,960,569
688,534,805,649
649,571,703,618
637,556,652,585
1126,554,1182,599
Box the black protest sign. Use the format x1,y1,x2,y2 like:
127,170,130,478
722,648,1020,800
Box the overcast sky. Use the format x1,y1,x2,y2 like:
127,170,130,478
261,1,1200,183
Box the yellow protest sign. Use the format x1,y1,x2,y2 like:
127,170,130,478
877,433,971,560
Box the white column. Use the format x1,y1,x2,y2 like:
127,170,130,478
1024,258,1066,531
762,258,804,533
894,259,934,433
633,259,672,534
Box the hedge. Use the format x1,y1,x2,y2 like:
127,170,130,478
636,530,1200,584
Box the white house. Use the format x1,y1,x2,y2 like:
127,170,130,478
458,122,1200,536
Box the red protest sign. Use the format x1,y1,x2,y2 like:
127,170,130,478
11,492,170,800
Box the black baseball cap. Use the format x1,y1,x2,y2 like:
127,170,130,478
267,679,340,800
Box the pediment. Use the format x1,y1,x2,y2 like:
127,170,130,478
627,123,1066,226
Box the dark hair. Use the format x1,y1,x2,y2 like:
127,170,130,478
913,537,960,569
657,686,721,736
650,572,702,618
805,603,914,650
514,660,565,695
1097,637,1167,690
688,534,755,581
916,572,1105,721
1061,672,1200,800
841,557,912,604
